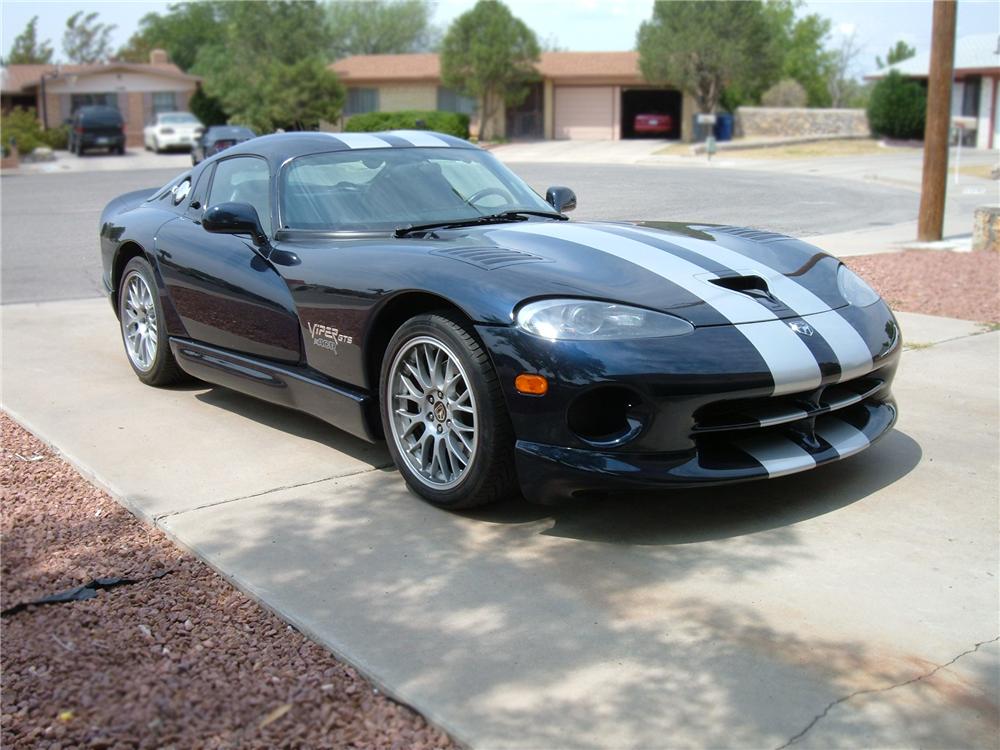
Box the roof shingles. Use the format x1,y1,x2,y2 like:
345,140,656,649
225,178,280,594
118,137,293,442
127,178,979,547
330,51,642,83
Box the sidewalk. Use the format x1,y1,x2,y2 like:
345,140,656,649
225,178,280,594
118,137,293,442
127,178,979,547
3,298,997,750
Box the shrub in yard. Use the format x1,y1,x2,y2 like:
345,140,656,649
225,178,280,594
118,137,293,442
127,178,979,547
1,107,44,153
867,70,926,140
345,110,470,139
39,124,69,150
760,79,808,108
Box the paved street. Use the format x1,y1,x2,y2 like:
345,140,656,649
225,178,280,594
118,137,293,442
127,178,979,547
2,153,998,749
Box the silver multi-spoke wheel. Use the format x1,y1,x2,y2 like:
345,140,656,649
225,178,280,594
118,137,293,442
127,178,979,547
121,271,158,371
387,336,478,490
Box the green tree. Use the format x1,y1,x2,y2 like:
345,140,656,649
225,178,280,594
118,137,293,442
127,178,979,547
5,16,54,64
440,0,540,140
62,11,116,64
637,1,781,114
779,11,834,107
327,0,437,59
867,69,925,139
193,2,342,132
876,40,917,69
116,2,224,70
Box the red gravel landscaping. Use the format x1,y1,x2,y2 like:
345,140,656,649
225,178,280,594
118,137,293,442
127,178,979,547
845,250,999,324
0,413,454,750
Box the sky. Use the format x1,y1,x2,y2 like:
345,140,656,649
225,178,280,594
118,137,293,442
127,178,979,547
2,0,998,78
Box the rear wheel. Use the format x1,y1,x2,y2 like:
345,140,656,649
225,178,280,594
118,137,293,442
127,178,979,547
380,312,516,508
118,256,183,386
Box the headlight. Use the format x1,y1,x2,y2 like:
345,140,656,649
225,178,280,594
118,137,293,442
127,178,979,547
837,265,880,307
516,299,694,340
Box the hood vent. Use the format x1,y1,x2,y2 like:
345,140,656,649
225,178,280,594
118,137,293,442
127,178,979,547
710,275,776,303
710,226,795,244
431,246,549,270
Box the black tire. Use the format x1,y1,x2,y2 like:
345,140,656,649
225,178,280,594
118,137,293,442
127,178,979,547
116,144,125,155
118,256,184,386
380,311,517,509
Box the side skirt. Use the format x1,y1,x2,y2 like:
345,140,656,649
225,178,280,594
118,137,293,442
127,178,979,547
169,338,377,442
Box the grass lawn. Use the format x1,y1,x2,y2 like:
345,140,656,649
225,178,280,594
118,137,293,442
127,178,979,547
956,162,999,180
655,138,908,159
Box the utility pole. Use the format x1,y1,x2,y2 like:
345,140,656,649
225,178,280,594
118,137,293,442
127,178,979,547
917,0,957,241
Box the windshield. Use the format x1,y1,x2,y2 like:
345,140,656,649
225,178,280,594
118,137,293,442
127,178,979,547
161,113,199,124
280,147,553,232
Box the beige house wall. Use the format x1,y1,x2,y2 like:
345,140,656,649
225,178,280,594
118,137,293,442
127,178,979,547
377,83,437,112
543,80,554,139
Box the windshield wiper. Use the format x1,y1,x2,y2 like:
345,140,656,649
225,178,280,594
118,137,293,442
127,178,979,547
394,209,566,238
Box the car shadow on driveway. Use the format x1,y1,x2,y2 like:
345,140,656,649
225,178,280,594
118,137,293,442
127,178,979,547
193,386,391,464
461,430,922,546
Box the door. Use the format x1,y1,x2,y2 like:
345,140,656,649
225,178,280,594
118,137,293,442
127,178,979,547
554,86,615,140
155,156,301,362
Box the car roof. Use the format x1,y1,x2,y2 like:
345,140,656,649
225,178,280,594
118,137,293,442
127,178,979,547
217,130,478,168
206,125,255,136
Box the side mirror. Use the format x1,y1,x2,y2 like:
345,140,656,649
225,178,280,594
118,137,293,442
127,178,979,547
545,186,576,213
202,202,267,245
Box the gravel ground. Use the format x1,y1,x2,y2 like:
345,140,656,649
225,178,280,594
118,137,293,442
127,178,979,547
846,250,999,323
0,414,455,750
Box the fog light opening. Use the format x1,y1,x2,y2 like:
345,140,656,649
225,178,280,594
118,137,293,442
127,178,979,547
568,386,646,446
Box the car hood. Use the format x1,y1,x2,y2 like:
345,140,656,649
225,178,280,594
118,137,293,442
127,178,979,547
460,220,849,327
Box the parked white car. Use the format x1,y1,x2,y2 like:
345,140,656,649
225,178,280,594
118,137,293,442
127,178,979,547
143,112,204,153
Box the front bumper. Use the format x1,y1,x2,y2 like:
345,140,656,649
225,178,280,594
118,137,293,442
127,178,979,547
476,300,901,503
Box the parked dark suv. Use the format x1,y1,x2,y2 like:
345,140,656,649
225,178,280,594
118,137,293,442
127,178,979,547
190,125,257,165
68,106,126,156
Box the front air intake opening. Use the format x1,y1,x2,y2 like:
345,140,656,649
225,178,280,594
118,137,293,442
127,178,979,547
568,386,647,447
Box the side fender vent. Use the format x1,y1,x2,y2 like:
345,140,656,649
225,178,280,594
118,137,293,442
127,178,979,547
430,246,550,270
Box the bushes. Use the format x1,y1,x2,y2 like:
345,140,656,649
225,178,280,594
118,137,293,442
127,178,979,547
345,110,470,139
760,79,808,108
867,70,926,140
0,107,69,152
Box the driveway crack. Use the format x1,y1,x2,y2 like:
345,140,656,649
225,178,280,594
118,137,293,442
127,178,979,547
152,463,394,522
775,635,1000,749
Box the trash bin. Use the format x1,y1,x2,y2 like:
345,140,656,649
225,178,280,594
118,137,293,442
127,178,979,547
691,115,711,142
714,113,734,142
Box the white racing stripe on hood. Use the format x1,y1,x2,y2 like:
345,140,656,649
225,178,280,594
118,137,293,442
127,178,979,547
326,133,392,149
498,222,821,395
625,226,874,382
388,130,452,147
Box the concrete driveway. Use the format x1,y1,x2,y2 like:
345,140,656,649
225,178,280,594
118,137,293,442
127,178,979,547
3,298,997,749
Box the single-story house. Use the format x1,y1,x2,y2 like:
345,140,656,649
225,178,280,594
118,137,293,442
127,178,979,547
330,51,695,141
1,50,200,148
865,33,999,149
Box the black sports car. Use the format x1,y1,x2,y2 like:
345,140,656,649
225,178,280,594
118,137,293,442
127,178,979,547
191,125,257,166
99,131,900,508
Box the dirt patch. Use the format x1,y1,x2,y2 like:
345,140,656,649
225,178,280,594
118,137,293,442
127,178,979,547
845,251,999,324
0,413,454,749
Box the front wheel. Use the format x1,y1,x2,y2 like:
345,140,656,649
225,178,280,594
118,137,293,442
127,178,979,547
118,256,183,386
380,312,517,508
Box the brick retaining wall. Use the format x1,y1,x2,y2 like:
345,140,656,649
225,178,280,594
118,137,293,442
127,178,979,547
735,107,870,138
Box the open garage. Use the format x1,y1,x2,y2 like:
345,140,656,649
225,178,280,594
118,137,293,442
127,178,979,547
620,88,682,139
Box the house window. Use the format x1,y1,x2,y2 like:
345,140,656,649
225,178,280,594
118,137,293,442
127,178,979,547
152,91,177,114
961,77,981,117
437,87,476,116
70,93,117,112
346,88,379,115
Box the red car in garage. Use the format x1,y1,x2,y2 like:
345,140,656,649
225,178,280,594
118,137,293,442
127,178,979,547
634,113,673,135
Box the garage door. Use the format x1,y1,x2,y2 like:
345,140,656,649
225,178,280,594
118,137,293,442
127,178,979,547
554,86,614,140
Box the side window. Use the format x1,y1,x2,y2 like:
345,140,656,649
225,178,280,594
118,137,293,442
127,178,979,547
208,157,271,235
